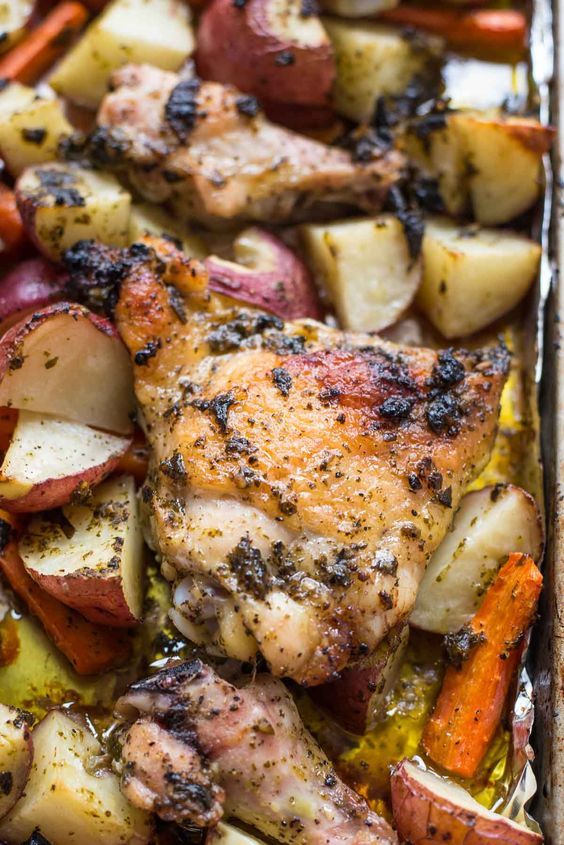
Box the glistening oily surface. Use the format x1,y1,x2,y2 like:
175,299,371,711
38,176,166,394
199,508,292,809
0,0,552,843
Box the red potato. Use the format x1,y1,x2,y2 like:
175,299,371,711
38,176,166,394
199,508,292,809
196,0,335,110
391,759,542,845
0,258,66,324
0,703,33,819
0,410,131,512
310,625,408,734
0,302,135,434
20,474,144,627
206,227,322,321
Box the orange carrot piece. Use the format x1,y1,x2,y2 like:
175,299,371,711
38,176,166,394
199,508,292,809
0,515,131,675
0,1,88,85
422,553,542,778
0,185,26,259
117,430,149,483
379,7,527,60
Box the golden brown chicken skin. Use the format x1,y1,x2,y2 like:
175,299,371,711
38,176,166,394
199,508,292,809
87,238,509,686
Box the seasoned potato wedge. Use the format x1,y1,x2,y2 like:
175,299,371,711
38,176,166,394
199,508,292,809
300,215,421,331
128,202,206,259
416,217,540,338
206,823,268,844
320,0,398,17
391,759,542,845
323,19,441,122
0,411,131,513
0,710,152,844
49,0,194,109
16,163,131,260
21,475,144,627
0,0,34,55
454,112,553,225
411,484,543,634
0,83,72,177
0,704,33,820
0,302,135,434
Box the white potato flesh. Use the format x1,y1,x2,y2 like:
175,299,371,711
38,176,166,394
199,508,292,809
416,216,541,339
20,475,144,627
128,202,206,259
0,411,130,500
0,0,34,54
17,163,131,260
207,822,268,844
300,215,421,332
49,0,194,109
0,83,72,177
323,19,441,122
0,710,152,844
391,759,542,845
411,484,543,634
0,306,135,434
0,704,33,819
453,113,544,225
320,0,398,18
266,0,328,44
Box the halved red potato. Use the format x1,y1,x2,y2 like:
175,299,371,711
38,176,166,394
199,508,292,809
0,0,35,56
0,411,131,513
0,302,135,435
205,227,322,321
0,703,33,819
0,259,66,325
310,625,408,734
20,474,144,627
411,484,543,634
196,0,335,110
391,759,542,845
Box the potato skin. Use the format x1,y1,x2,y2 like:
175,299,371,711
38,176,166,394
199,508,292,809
196,0,336,109
391,759,543,845
27,569,137,627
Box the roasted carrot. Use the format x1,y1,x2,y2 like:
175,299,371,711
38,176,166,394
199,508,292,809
422,553,542,778
117,430,149,483
0,1,88,85
0,515,131,675
0,185,26,259
379,7,527,61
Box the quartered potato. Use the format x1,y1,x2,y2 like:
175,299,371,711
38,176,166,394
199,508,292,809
323,19,442,122
320,0,398,17
0,83,72,177
411,484,543,634
16,162,131,259
20,474,144,627
49,0,194,108
0,411,130,513
300,215,421,332
0,710,152,844
0,704,33,820
403,111,553,224
128,202,206,259
206,823,268,844
0,0,34,55
417,216,541,338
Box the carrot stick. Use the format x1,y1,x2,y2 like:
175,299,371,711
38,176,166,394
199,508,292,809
117,430,149,483
0,515,131,675
0,1,88,85
379,7,527,60
0,185,26,259
422,553,542,778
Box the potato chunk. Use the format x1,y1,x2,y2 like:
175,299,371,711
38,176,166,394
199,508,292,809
416,216,540,338
0,704,33,819
0,0,34,55
16,162,131,260
0,84,73,177
323,19,441,122
300,215,421,332
0,710,152,844
128,203,206,259
49,0,194,109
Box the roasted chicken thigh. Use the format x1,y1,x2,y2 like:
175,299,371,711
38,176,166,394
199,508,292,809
81,237,511,687
116,659,398,844
91,64,404,225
